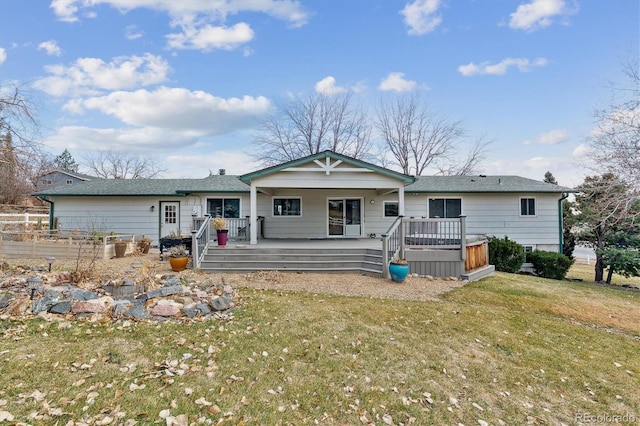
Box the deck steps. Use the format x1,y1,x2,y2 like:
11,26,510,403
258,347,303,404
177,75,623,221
199,247,384,274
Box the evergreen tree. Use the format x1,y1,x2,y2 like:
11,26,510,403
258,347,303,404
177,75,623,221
53,149,79,172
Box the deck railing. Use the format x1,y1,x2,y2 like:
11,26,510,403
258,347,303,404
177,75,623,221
381,216,467,278
191,215,212,268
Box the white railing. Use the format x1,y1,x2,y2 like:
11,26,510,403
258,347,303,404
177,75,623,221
191,216,212,269
0,213,49,228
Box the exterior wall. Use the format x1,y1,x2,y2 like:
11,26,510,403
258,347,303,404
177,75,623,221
399,192,563,251
38,172,89,190
49,193,251,245
255,189,381,238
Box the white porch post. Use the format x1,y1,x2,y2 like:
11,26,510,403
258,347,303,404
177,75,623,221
398,185,405,216
250,183,258,245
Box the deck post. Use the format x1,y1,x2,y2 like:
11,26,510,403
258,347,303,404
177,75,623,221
460,215,467,261
250,183,258,245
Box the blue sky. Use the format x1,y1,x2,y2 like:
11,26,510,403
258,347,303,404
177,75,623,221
1,0,637,187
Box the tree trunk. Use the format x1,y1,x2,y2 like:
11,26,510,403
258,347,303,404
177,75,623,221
594,253,605,283
605,267,614,284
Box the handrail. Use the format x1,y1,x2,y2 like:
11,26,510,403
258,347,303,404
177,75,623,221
381,215,404,279
191,215,212,269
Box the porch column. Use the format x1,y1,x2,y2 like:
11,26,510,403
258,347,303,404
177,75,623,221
250,183,258,245
398,185,405,216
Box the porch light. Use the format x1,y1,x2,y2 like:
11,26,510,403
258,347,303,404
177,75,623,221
45,256,56,272
370,199,375,204
150,205,155,212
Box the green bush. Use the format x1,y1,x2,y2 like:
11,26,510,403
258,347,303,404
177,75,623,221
488,236,525,273
527,250,575,280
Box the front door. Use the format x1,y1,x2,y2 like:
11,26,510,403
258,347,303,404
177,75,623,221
327,198,362,237
160,201,180,237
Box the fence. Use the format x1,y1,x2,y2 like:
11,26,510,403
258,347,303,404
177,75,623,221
0,213,49,229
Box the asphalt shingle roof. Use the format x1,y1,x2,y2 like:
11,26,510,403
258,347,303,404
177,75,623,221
33,175,250,197
33,174,573,197
407,175,574,193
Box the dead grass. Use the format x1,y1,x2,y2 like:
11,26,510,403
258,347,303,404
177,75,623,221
0,270,638,424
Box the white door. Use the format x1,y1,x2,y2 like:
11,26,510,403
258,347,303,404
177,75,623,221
160,202,180,237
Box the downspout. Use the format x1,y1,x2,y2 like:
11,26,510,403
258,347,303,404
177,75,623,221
38,196,55,230
558,192,569,254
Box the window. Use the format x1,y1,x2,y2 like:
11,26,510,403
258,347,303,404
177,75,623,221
520,198,536,216
428,198,462,218
164,204,177,224
523,245,534,262
207,198,240,218
273,198,301,216
384,201,399,217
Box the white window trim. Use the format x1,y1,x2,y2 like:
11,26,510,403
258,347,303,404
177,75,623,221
427,197,463,218
272,196,302,218
383,200,399,218
519,197,537,217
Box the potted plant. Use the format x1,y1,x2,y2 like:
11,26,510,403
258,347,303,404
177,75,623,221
168,244,189,272
137,235,151,254
389,256,410,283
213,217,228,246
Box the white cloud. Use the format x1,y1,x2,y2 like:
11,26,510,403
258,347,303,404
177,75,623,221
166,22,254,51
66,86,271,135
400,0,442,35
164,150,260,177
43,126,200,151
458,57,548,76
522,129,569,145
379,72,417,92
0,47,6,65
314,76,347,95
32,53,171,96
572,143,591,159
509,0,575,32
125,25,144,40
37,40,62,56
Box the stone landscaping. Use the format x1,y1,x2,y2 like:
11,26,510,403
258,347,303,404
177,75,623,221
0,261,238,323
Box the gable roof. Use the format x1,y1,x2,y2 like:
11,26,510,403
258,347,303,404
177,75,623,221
239,150,416,184
40,169,96,181
34,175,249,197
407,175,574,193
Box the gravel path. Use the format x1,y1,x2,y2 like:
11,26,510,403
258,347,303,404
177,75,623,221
3,253,467,302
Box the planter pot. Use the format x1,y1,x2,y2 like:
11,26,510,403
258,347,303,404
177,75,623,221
389,262,410,283
169,256,189,272
114,241,127,258
217,230,229,246
138,241,151,254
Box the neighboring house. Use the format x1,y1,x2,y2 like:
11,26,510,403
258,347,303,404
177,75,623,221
33,151,573,253
37,170,95,191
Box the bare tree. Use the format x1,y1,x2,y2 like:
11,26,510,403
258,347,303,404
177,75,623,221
376,94,487,175
83,151,165,179
0,84,46,204
253,92,373,166
0,84,40,156
587,56,639,193
435,135,492,176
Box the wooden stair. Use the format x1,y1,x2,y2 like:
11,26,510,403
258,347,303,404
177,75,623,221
198,247,384,275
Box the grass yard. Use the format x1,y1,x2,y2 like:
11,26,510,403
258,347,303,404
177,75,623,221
1,271,638,425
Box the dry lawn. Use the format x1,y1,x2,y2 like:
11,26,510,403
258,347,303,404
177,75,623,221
0,255,638,424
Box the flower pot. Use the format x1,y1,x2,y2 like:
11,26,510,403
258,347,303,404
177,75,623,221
389,262,410,283
217,229,229,246
169,256,189,272
114,241,127,258
138,241,150,254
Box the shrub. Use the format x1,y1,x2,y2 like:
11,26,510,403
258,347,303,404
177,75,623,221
527,250,575,280
488,236,525,273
